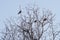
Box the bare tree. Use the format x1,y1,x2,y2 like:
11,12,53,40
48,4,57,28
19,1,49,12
1,6,60,40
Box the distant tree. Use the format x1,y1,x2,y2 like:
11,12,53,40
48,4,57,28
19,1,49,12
1,6,60,40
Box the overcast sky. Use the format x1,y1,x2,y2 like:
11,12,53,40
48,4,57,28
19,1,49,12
0,0,60,32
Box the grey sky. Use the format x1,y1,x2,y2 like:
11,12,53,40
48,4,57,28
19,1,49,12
0,0,60,31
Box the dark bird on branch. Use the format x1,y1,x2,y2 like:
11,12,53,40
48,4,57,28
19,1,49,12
43,18,47,21
34,20,37,22
18,10,22,14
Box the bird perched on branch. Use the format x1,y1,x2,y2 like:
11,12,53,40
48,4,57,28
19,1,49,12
34,20,37,22
18,10,22,14
43,18,47,21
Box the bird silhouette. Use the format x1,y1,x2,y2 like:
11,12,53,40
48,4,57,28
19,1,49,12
18,10,22,14
34,20,37,22
43,18,47,21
